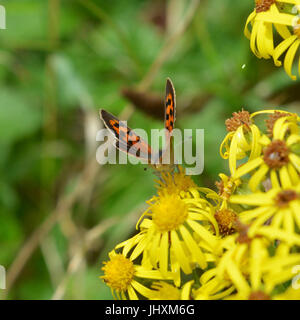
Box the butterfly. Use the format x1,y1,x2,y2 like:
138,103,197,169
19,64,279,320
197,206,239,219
100,78,176,174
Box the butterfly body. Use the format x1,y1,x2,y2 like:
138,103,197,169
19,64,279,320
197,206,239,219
100,78,177,175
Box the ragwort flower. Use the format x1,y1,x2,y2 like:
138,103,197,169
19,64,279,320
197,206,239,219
214,235,300,299
232,112,300,191
101,250,171,300
245,0,299,59
220,110,261,176
117,189,220,286
230,184,300,238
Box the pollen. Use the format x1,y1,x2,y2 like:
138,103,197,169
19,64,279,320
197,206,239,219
150,282,181,300
225,109,252,132
151,194,189,232
263,140,290,169
101,254,135,292
255,0,275,13
215,209,238,236
275,190,299,208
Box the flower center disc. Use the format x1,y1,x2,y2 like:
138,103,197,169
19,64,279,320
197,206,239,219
102,254,135,292
152,195,188,232
263,140,290,169
255,0,275,13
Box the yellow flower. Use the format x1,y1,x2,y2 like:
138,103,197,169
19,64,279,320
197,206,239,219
220,110,261,176
117,189,220,286
230,185,300,239
232,113,300,191
155,165,197,198
273,15,300,79
215,235,300,299
245,0,299,59
101,250,171,300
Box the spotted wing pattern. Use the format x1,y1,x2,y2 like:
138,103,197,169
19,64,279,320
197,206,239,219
164,78,176,133
100,109,152,160
100,78,176,165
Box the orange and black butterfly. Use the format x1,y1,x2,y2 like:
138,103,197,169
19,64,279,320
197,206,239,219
100,78,176,171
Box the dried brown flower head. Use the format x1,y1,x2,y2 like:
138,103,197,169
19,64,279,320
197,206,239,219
225,110,252,132
265,111,290,137
255,0,275,13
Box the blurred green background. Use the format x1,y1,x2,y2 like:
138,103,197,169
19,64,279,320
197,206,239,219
0,0,299,300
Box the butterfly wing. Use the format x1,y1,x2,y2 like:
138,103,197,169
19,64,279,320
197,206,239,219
156,78,177,166
100,109,153,161
164,78,176,133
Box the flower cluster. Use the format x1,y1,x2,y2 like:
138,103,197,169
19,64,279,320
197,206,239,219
101,109,300,300
245,0,300,79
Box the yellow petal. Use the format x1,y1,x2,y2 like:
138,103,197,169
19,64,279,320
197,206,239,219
274,23,292,39
225,259,250,295
179,225,207,269
187,219,218,249
244,11,256,39
250,238,263,291
290,201,300,230
229,132,238,175
270,169,280,188
230,192,273,206
181,281,193,300
287,162,300,185
257,21,273,59
255,11,295,26
284,39,300,80
232,157,264,179
131,280,153,299
248,163,269,191
171,230,192,274
250,20,262,57
159,232,169,276
127,285,139,300
249,125,262,161
289,153,300,173
273,35,297,67
279,166,292,188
